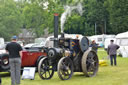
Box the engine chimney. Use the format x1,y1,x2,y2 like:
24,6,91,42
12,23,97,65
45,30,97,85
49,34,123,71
54,13,59,47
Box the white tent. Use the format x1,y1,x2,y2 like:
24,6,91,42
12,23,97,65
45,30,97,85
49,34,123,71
115,31,128,57
116,31,128,39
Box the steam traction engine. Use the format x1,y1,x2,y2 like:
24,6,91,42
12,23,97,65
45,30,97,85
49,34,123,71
38,14,99,80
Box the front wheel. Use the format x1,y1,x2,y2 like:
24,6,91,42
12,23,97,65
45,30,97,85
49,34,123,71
38,57,54,80
57,57,74,80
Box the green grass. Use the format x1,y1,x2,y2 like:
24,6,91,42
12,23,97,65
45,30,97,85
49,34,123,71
1,48,128,85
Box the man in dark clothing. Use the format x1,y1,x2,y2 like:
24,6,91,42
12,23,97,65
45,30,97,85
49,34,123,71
107,40,120,66
90,40,99,53
5,36,22,85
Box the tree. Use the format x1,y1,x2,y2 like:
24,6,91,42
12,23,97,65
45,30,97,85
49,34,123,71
65,14,85,34
104,0,128,34
22,0,64,37
83,0,109,35
0,0,23,40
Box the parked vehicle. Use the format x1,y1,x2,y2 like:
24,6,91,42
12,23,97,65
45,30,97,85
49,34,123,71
116,31,128,57
38,14,99,80
24,43,38,49
21,46,47,67
0,38,9,71
0,42,47,72
34,38,46,44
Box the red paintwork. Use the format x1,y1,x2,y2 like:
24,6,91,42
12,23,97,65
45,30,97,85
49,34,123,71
21,50,46,67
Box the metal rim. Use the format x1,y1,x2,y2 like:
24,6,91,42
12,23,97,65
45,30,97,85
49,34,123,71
2,57,9,66
57,57,74,80
38,57,54,80
81,50,99,77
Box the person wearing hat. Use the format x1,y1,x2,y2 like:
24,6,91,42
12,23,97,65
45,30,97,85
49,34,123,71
5,36,22,85
90,40,99,53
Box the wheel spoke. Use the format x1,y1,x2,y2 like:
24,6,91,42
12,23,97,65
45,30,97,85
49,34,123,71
87,58,92,63
67,62,70,67
41,70,45,75
66,70,70,75
62,62,66,67
45,72,47,78
48,70,51,77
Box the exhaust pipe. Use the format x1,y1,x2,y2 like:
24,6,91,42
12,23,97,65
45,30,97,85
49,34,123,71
54,13,59,47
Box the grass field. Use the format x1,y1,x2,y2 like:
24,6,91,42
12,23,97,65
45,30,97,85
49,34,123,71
1,48,128,85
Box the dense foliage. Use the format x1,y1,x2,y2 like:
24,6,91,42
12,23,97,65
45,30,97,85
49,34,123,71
0,0,128,40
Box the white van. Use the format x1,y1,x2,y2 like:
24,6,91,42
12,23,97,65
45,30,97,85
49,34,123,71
115,31,128,57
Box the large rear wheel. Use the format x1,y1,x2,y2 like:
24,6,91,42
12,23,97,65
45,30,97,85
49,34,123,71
57,57,74,80
38,57,54,80
81,50,99,77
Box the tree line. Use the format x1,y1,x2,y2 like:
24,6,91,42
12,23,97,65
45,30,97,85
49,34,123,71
0,0,128,41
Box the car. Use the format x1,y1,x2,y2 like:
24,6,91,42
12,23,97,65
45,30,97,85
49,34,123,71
0,39,10,71
21,45,47,68
0,42,47,72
